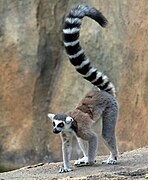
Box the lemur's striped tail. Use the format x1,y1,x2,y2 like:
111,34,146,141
63,5,116,97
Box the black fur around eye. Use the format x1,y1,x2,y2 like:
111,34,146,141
57,123,64,128
53,122,55,127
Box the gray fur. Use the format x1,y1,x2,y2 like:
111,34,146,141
47,5,119,173
59,131,73,173
48,89,119,172
54,114,68,121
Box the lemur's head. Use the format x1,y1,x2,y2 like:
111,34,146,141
47,113,73,134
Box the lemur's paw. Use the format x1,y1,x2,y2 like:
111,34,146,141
59,167,73,173
74,156,88,166
75,157,96,167
86,159,97,166
102,156,117,165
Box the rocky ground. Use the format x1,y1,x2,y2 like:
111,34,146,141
0,0,148,166
0,147,148,180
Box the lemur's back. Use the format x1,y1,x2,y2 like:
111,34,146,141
77,89,118,117
68,89,118,130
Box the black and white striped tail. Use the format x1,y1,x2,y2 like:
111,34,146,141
63,5,116,97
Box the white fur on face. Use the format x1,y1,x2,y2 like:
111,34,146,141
52,119,64,133
53,119,63,127
48,113,73,132
52,119,73,132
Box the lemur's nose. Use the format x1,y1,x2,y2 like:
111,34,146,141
53,128,61,134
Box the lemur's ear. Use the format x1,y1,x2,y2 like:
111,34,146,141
65,116,73,124
47,113,55,121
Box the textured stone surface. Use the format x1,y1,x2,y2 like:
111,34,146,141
0,147,148,179
0,0,68,170
0,0,147,170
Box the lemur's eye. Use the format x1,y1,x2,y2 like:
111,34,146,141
57,122,64,128
52,122,55,127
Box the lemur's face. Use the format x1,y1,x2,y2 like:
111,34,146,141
47,113,73,134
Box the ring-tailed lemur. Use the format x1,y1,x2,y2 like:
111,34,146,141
48,5,118,173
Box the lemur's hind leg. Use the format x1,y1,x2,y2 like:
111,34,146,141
87,130,98,165
102,106,118,165
74,138,88,166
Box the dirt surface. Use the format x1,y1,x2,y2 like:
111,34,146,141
0,147,148,180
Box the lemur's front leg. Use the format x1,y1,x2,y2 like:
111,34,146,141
59,131,73,173
76,130,98,166
74,138,88,166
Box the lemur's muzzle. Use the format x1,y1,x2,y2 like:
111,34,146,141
53,128,61,134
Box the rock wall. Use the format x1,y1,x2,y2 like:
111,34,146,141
0,0,147,170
